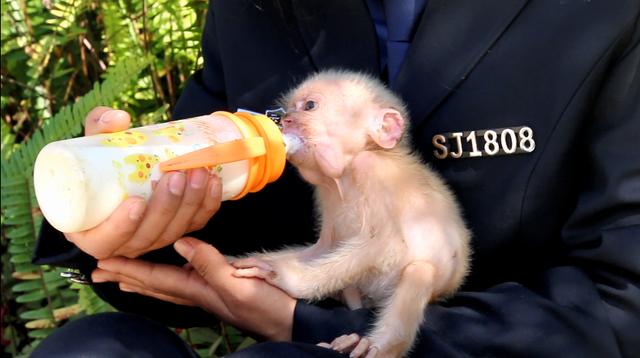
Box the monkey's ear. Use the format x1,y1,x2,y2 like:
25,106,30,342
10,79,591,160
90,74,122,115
369,109,404,149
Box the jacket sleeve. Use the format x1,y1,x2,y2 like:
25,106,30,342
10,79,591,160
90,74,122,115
31,0,229,328
291,16,640,358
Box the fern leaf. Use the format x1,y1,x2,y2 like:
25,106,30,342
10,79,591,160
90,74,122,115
12,280,44,292
5,226,33,240
13,264,40,274
1,196,30,205
3,215,32,225
27,328,56,338
4,205,31,217
9,253,32,264
8,243,33,254
7,236,33,245
16,291,48,303
0,55,154,179
10,148,25,173
0,175,27,192
24,304,83,328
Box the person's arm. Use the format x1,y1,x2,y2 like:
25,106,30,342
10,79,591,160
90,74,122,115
31,2,230,328
292,20,640,358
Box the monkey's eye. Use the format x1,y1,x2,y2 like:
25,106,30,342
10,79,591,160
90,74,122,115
304,100,318,111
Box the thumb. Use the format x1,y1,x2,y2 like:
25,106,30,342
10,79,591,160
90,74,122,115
174,237,232,281
85,106,131,136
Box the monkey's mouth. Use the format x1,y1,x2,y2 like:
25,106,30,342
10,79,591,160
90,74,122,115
287,143,310,166
281,126,312,165
283,133,304,158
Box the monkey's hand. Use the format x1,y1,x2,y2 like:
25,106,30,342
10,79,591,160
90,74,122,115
232,257,307,299
232,257,278,280
319,333,380,358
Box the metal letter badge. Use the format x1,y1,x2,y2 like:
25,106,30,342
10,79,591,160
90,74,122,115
237,107,287,129
432,126,535,159
265,107,287,129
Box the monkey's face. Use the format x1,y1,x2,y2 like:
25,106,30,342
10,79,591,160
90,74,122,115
281,80,373,179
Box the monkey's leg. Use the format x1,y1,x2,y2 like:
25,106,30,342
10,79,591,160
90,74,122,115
365,260,437,358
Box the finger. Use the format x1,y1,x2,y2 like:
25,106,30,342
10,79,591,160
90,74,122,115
331,333,360,353
94,256,224,308
186,175,222,233
350,337,372,358
119,283,197,306
317,342,332,349
92,257,155,286
364,346,378,358
173,237,240,296
233,267,274,280
231,257,274,271
113,171,186,257
145,168,214,253
85,107,131,136
65,196,148,260
92,262,199,306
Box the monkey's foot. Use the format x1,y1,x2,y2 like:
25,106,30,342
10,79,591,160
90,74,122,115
319,333,378,358
232,257,277,280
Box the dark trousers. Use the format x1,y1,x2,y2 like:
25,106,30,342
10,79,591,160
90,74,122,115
30,312,345,358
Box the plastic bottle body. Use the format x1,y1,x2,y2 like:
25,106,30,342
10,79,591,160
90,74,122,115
34,114,253,233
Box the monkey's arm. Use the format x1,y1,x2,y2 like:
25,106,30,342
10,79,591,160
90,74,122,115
234,230,401,300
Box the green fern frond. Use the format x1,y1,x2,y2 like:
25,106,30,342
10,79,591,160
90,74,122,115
2,0,208,355
73,282,115,315
1,55,153,180
0,55,154,355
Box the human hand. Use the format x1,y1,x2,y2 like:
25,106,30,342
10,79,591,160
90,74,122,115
91,237,296,342
63,107,223,259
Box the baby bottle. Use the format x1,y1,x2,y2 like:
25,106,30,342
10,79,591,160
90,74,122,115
33,111,301,233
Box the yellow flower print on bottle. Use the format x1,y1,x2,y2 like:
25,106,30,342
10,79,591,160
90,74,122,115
152,124,186,142
124,153,160,183
100,131,149,147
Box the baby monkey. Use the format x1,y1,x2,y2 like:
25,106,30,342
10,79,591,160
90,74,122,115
232,70,471,358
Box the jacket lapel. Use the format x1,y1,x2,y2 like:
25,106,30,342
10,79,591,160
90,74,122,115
291,0,379,75
395,0,531,129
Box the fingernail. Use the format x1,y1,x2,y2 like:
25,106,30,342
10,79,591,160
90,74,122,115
189,168,208,189
129,200,146,221
210,176,222,198
174,239,195,260
99,109,125,123
169,172,187,195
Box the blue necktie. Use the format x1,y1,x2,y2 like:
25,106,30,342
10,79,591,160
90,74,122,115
382,0,426,87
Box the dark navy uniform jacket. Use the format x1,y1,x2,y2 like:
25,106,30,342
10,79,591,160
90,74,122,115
34,1,640,357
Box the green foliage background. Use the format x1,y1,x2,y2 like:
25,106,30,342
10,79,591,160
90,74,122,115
1,0,253,356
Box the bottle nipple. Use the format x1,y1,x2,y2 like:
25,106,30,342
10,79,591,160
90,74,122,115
283,133,303,158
